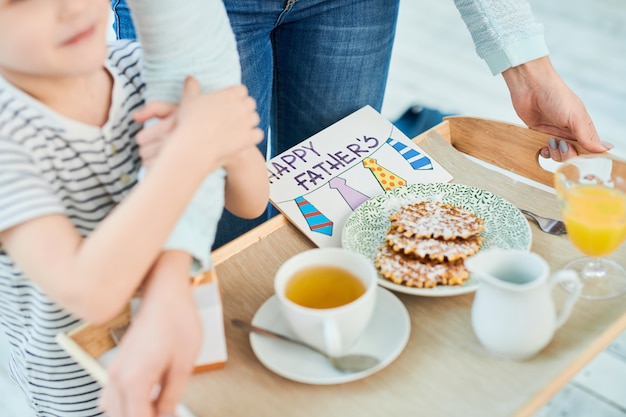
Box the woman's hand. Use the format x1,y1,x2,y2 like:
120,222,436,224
502,56,613,162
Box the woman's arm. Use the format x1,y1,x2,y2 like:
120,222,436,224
454,0,608,159
453,0,548,75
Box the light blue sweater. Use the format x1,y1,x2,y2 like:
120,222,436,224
454,0,549,74
128,0,241,274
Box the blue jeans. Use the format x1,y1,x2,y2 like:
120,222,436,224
111,0,400,247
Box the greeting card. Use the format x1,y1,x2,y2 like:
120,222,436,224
267,105,453,247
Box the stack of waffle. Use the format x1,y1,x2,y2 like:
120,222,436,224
375,201,484,288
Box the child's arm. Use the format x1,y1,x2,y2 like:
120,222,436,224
0,79,262,324
224,146,270,219
98,3,260,416
98,250,202,417
134,109,269,221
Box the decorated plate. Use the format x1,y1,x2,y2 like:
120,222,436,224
341,183,531,296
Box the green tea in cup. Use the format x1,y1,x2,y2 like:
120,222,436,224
285,265,366,309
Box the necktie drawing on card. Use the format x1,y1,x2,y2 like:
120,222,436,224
294,196,334,236
328,177,370,210
362,158,406,191
386,137,433,170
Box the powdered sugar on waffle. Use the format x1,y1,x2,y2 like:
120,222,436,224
390,201,484,240
375,244,469,287
385,232,482,262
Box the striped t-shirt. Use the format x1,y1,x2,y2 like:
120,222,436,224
0,40,144,417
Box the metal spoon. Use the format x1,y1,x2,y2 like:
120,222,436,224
519,209,567,235
232,319,380,373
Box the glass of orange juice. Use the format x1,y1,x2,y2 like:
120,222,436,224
554,154,626,300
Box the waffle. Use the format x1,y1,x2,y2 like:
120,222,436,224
389,201,484,240
385,230,482,262
375,200,483,288
375,244,469,287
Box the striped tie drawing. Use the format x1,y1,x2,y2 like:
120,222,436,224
386,137,433,170
362,158,406,191
294,196,334,236
328,177,370,210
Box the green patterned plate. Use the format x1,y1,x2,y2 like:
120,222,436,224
341,183,531,296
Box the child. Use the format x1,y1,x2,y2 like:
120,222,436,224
0,1,266,417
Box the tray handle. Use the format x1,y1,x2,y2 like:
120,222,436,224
427,117,592,187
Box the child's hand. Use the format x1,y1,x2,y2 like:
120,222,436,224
99,252,201,417
133,102,177,168
166,77,263,174
134,77,263,174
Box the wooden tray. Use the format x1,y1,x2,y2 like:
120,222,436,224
56,270,226,387
59,117,626,417
199,117,626,417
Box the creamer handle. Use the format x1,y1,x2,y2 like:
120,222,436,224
549,269,582,329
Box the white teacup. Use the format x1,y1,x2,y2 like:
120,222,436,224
274,248,378,357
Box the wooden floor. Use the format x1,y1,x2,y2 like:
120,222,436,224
1,1,625,416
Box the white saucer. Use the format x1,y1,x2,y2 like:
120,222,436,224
249,287,411,385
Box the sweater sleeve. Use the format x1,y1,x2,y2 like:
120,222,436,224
453,0,549,75
126,0,241,100
128,0,242,274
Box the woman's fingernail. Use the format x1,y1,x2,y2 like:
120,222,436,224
559,140,569,153
540,148,550,158
601,141,615,150
549,137,558,150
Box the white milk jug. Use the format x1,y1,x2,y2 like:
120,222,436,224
466,249,582,360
